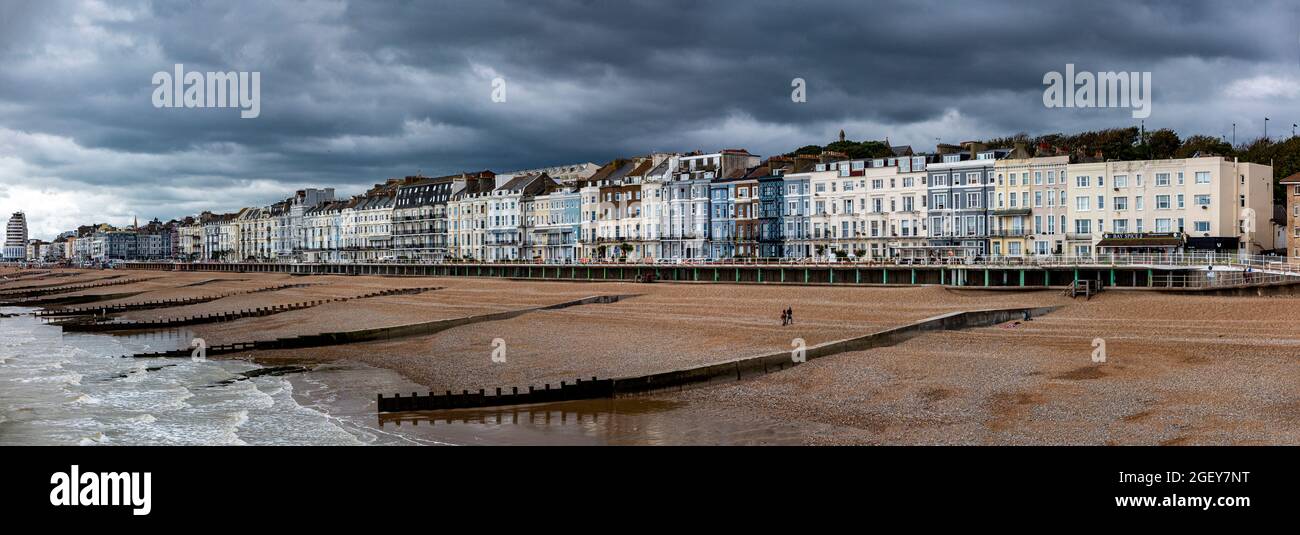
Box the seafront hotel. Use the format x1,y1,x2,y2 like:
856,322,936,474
16,145,1283,266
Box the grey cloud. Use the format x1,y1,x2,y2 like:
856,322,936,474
1,0,1299,239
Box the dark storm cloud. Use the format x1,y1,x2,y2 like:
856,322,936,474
1,0,1298,238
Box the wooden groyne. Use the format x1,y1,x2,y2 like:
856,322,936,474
60,286,439,332
35,283,314,317
377,305,1060,413
9,291,148,307
112,294,636,359
0,276,153,302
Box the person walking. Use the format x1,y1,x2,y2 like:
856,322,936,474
781,308,789,326
787,307,794,325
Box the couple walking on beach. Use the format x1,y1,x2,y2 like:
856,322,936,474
781,306,794,326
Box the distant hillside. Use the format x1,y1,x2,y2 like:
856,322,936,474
783,128,1298,201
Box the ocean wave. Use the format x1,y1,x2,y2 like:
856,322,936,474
73,393,102,405
17,372,81,385
126,413,156,425
78,432,110,446
120,364,149,383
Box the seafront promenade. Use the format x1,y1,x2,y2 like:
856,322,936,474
117,254,1300,294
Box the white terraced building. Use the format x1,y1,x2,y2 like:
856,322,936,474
1064,156,1274,258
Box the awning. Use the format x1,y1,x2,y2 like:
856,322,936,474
1096,237,1183,248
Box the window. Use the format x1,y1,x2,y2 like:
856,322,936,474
1076,196,1090,211
1114,175,1128,188
1075,219,1091,234
1195,171,1211,184
967,192,980,208
1113,219,1128,233
1076,175,1090,188
1177,194,1185,209
1097,195,1105,210
1034,171,1043,185
1114,197,1128,210
1155,218,1172,232
1136,196,1144,210
1156,195,1171,209
1155,173,1170,186
1194,221,1210,232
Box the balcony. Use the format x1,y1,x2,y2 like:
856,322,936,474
990,229,1030,237
992,208,1032,217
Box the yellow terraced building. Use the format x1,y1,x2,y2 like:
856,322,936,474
992,146,1068,257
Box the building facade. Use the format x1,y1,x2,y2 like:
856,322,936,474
992,150,1069,256
1284,173,1300,259
926,147,1008,260
1064,156,1274,257
4,212,28,261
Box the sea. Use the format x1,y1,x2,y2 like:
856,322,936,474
1,306,803,445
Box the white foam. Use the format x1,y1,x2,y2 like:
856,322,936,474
73,393,101,405
126,414,156,425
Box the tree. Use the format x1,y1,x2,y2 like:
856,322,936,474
1145,128,1181,159
1176,135,1233,159
790,144,822,156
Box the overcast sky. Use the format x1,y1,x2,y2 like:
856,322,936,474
2,0,1299,239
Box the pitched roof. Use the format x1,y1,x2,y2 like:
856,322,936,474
1280,172,1300,184
497,173,541,192
583,159,640,185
